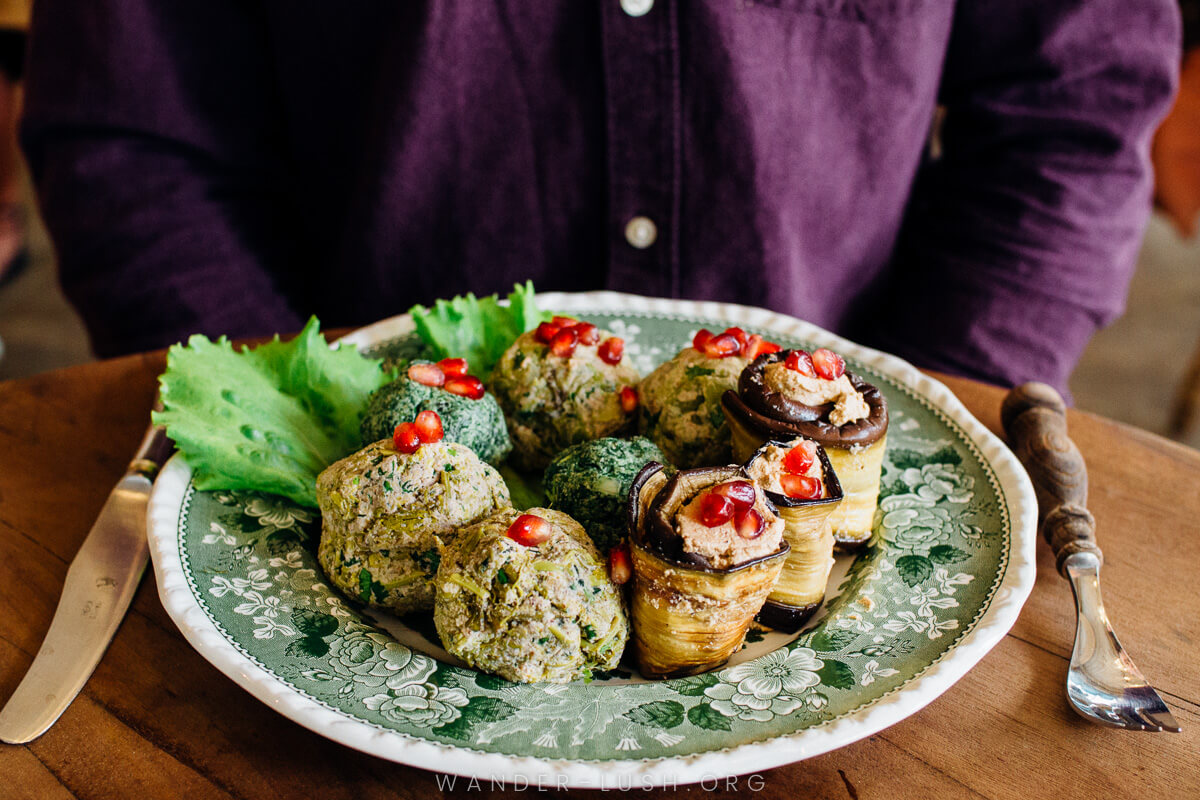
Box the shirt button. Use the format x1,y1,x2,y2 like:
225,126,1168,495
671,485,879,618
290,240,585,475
624,216,658,249
620,0,654,17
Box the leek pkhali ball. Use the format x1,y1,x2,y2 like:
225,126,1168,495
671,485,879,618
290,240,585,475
316,435,511,614
490,318,641,471
638,328,780,468
433,507,628,683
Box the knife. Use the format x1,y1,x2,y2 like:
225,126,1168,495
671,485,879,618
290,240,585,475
0,420,174,744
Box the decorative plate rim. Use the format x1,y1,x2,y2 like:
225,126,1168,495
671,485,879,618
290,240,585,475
147,291,1037,788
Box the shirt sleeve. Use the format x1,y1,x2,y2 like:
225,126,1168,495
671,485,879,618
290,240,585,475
20,0,304,358
862,0,1180,396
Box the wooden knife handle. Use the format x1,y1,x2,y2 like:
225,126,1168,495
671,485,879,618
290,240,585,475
1000,382,1102,576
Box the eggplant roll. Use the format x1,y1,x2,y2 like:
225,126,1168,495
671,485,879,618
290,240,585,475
744,438,844,631
626,463,789,679
722,349,887,549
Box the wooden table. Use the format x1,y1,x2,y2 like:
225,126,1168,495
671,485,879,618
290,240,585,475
0,354,1197,799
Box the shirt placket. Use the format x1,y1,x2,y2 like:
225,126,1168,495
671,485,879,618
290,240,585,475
600,0,681,298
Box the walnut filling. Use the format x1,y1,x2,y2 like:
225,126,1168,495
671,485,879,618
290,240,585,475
673,489,784,570
763,363,869,427
745,439,826,497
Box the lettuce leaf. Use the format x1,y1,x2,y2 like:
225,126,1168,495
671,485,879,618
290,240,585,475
408,280,549,378
153,317,392,507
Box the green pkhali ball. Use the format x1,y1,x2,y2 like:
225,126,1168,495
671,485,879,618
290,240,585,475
434,507,628,683
360,373,512,465
543,436,667,551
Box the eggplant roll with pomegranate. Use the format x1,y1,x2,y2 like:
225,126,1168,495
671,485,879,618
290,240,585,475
626,462,789,679
744,438,843,631
721,348,887,549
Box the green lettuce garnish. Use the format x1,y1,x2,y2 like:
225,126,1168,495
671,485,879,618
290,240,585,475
153,317,392,507
408,280,549,378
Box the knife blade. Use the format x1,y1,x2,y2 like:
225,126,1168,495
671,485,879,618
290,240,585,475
0,421,173,744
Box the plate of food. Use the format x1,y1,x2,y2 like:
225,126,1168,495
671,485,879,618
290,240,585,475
146,287,1036,789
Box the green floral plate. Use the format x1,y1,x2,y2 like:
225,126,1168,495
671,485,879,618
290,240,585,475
147,292,1036,789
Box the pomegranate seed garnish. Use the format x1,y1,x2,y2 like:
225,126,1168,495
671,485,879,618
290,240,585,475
551,315,577,328
784,350,817,377
619,386,639,413
598,337,624,364
780,473,823,500
393,423,421,454
413,409,444,444
572,322,600,346
711,480,757,511
699,492,736,527
535,322,561,344
437,357,468,377
701,333,741,359
507,513,555,547
444,375,485,400
744,335,782,360
782,440,818,474
608,544,632,585
692,329,714,350
734,507,766,539
549,328,579,358
723,327,749,350
408,362,446,387
812,348,846,380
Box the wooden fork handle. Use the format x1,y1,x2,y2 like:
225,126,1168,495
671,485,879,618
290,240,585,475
1001,382,1102,576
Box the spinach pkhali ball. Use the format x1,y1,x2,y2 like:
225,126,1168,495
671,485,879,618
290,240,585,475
433,507,628,684
316,437,511,614
360,372,511,465
490,319,641,470
543,436,667,551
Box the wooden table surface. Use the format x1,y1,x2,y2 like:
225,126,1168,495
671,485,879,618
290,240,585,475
0,353,1197,799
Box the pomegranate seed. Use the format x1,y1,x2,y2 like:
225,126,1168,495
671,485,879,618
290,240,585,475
619,386,639,413
549,328,579,358
699,492,736,527
711,480,757,511
744,335,782,360
784,350,817,377
437,357,468,377
551,315,577,328
782,440,818,474
723,327,749,350
393,422,421,454
608,543,632,585
692,329,714,350
572,322,600,346
507,513,555,547
444,375,485,400
535,322,561,344
413,409,444,444
598,337,624,364
701,333,741,359
407,362,446,387
780,473,823,500
812,348,846,380
734,507,766,539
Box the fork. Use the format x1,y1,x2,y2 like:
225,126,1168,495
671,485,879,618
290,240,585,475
1001,382,1181,732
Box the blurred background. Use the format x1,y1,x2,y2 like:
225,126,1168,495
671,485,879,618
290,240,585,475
1,3,1199,452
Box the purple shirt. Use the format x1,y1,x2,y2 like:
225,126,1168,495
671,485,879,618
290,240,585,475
20,1,1179,393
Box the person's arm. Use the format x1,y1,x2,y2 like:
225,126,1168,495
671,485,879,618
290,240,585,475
862,0,1180,396
21,1,303,358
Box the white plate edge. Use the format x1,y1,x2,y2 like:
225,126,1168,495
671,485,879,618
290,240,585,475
147,290,1039,788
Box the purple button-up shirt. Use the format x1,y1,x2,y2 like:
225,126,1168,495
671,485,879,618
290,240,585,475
21,1,1179,393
